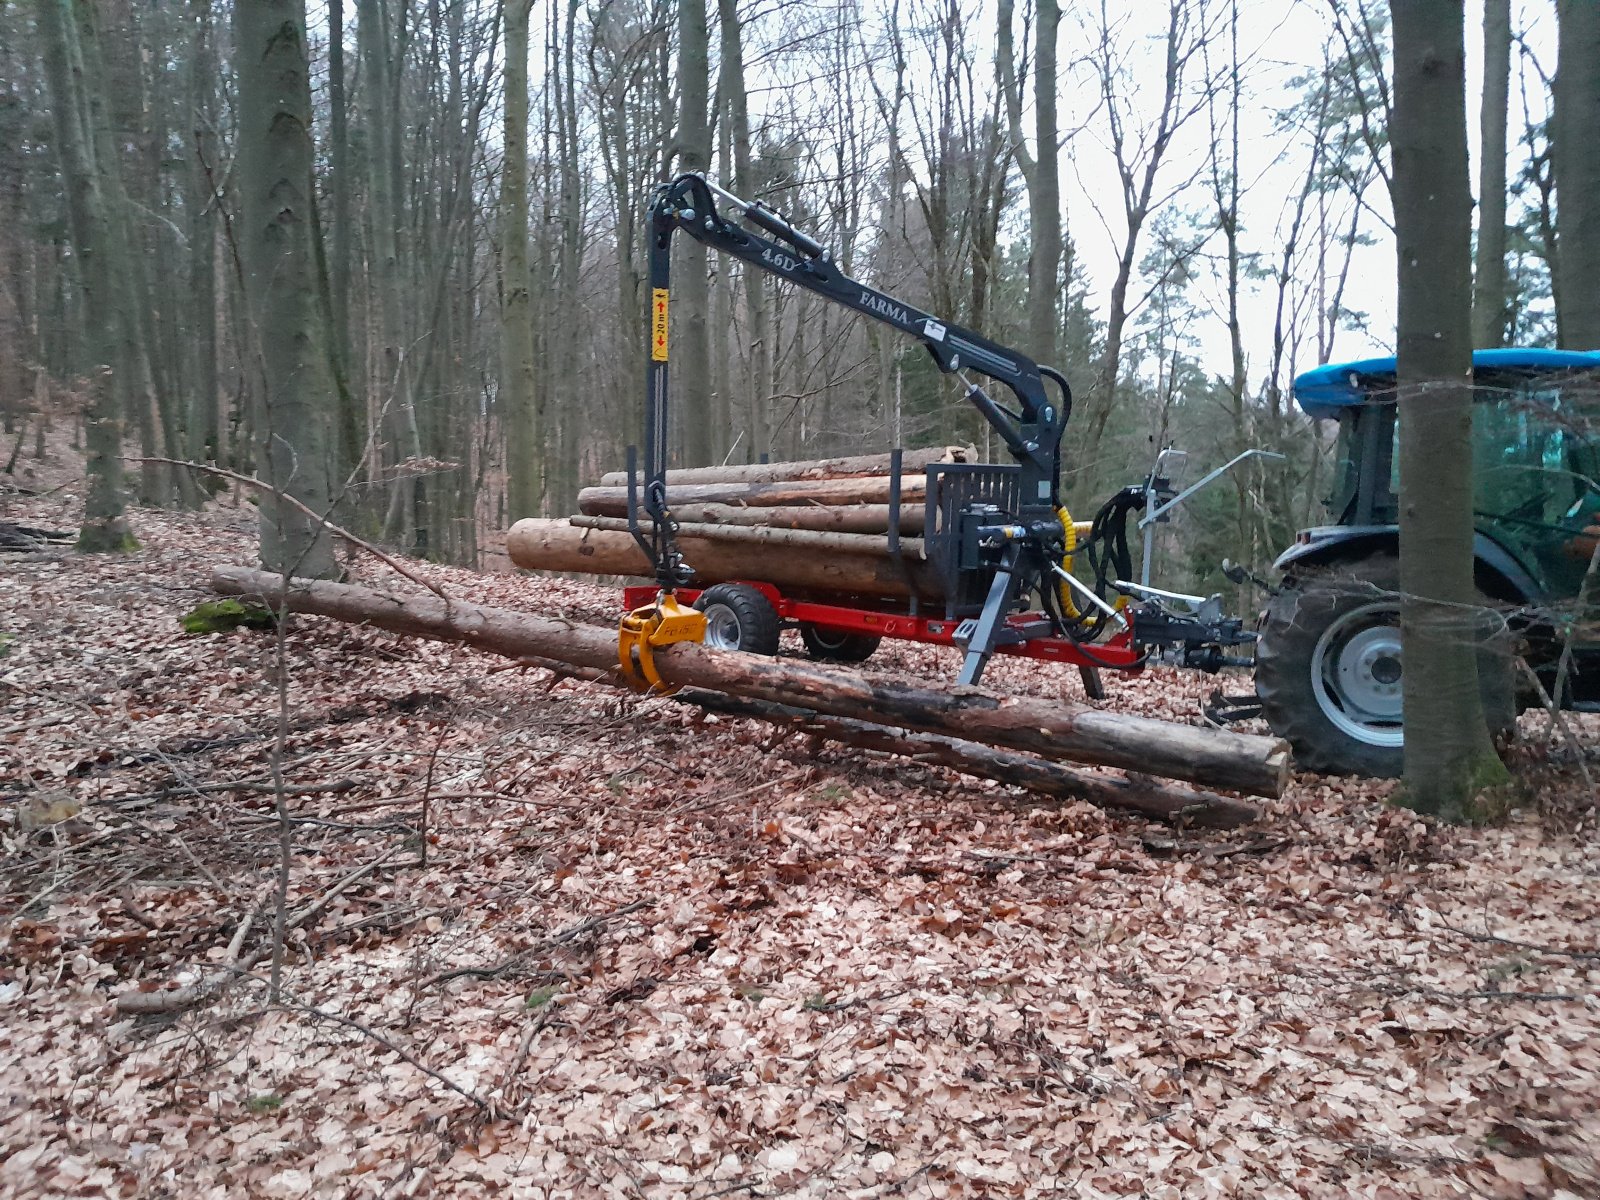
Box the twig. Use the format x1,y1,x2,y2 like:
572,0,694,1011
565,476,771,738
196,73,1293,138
94,777,362,808
281,1000,488,1109
286,843,403,933
425,898,654,987
1440,922,1600,962
226,912,256,963
133,456,449,599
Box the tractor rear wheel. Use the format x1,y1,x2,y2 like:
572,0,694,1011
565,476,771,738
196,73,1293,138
693,584,781,656
1255,556,1514,778
799,623,881,664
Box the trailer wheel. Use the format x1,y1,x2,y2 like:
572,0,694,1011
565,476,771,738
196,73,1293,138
800,623,881,664
693,584,781,656
1255,556,1514,778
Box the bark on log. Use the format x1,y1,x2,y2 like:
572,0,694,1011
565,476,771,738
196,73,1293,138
576,475,926,517
210,566,1291,797
619,502,927,535
506,518,944,600
595,446,971,488
504,652,1258,827
570,515,927,558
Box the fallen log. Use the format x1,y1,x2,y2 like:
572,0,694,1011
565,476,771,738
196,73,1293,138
615,502,927,536
595,445,971,488
570,514,928,558
506,517,944,600
577,475,926,518
211,566,1291,797
503,652,1257,827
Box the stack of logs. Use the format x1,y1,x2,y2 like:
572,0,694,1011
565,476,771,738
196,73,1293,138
506,447,974,599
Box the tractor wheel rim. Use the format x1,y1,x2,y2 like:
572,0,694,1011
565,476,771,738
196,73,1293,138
703,605,742,651
1310,601,1405,747
811,628,848,650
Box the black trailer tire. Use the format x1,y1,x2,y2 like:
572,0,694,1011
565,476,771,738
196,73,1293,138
799,623,881,664
1256,556,1514,778
693,584,781,656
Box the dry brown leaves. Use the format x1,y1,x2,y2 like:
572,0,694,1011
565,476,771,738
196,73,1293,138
2,480,1599,1199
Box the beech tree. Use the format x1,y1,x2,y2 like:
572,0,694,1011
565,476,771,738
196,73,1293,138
1472,0,1510,348
1390,0,1505,817
1554,0,1600,349
502,0,539,519
35,0,134,552
234,0,337,577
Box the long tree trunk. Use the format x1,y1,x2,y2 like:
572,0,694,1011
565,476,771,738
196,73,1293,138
186,0,222,479
35,0,133,552
718,0,767,463
1391,0,1504,818
1473,0,1511,349
675,0,712,466
501,0,540,519
234,0,338,578
211,564,1292,797
1555,0,1600,348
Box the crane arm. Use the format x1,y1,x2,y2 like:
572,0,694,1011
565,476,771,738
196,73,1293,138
631,173,1071,590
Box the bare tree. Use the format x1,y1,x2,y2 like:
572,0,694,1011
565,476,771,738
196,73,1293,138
1473,0,1511,348
1554,0,1600,348
1391,0,1506,817
234,0,338,577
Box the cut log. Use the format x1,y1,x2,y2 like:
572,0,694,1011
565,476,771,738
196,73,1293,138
623,502,927,535
501,652,1258,827
595,445,971,488
576,475,926,517
569,515,927,558
506,518,944,600
210,566,1292,797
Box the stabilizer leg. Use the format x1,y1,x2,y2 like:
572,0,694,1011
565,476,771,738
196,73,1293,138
956,545,1023,687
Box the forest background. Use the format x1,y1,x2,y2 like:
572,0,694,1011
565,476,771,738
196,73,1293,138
0,0,1582,593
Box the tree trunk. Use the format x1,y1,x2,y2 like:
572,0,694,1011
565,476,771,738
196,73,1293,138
35,0,133,552
1390,0,1505,818
502,0,540,517
234,0,338,578
602,502,927,535
210,565,1291,797
186,0,220,475
509,654,1259,828
595,446,969,488
577,475,928,516
1473,0,1511,348
719,0,768,463
507,517,943,600
1555,0,1600,348
675,0,713,466
571,515,927,557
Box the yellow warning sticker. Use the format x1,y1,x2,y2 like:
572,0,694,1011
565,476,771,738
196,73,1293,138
651,289,669,361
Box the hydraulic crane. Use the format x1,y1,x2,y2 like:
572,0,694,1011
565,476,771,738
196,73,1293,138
621,173,1247,691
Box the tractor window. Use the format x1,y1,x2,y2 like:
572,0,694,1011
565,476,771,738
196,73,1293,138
1471,375,1600,592
1473,381,1594,525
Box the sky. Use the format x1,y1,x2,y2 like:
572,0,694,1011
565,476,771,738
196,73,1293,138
1050,0,1559,384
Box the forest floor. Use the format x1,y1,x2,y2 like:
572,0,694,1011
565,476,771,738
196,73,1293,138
3,449,1600,1199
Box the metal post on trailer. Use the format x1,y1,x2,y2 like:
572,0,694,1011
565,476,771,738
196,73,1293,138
1138,447,1287,587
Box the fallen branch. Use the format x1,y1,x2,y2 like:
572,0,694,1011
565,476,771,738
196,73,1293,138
518,654,1260,828
210,567,1290,798
139,457,448,598
425,898,654,988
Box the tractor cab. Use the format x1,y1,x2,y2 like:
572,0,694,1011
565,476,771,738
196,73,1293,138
1254,349,1600,777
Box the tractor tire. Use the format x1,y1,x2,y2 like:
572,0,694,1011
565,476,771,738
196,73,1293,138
1255,556,1514,778
799,623,881,664
693,584,781,656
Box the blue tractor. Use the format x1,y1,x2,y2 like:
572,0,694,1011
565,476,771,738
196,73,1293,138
1254,349,1600,776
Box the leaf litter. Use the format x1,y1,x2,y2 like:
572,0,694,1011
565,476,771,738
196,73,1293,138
2,486,1599,1199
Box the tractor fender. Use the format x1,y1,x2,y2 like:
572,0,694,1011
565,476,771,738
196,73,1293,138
1273,525,1542,604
